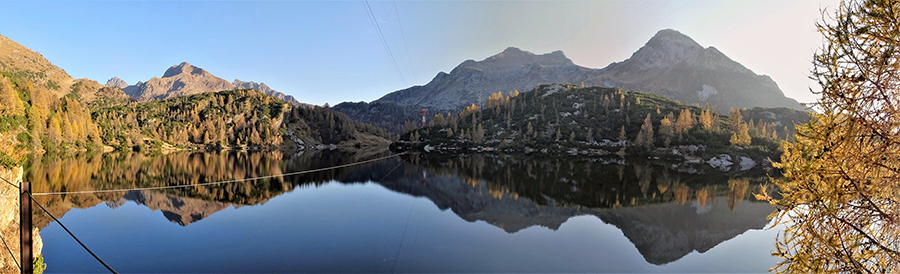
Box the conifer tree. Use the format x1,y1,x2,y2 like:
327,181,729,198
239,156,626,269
729,124,751,146
757,1,900,272
675,109,694,135
728,108,743,133
699,108,714,130
659,117,674,147
634,114,654,148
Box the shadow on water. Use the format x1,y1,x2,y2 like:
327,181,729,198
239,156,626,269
25,150,776,265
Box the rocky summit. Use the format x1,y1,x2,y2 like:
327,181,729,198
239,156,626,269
586,29,803,111
118,62,235,102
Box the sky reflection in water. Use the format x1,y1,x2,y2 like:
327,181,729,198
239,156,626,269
32,151,781,273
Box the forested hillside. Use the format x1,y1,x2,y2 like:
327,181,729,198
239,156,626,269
400,83,808,160
92,89,395,151
0,69,394,168
0,71,103,165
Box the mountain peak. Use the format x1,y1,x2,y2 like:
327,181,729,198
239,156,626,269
648,29,701,46
623,29,706,70
163,62,207,78
105,77,129,88
496,46,526,57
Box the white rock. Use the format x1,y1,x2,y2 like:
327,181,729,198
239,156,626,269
707,154,733,171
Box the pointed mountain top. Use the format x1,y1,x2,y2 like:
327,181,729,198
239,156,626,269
622,29,707,70
163,62,208,78
646,29,702,48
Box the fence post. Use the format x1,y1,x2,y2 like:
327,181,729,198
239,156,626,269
19,181,32,274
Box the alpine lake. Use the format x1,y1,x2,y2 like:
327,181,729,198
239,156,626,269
25,148,783,273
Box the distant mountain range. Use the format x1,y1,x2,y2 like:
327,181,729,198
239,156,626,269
107,62,303,107
334,29,805,132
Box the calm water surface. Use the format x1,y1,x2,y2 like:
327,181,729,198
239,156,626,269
25,150,781,273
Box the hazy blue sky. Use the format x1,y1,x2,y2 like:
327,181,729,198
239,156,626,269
1,0,839,106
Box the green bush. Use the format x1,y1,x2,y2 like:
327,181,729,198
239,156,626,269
16,131,31,144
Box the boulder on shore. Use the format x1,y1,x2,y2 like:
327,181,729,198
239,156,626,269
707,154,733,171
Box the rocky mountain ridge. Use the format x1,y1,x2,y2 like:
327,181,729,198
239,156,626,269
109,62,302,106
334,29,805,131
373,46,595,111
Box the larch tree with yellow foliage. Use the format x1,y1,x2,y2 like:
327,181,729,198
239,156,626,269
634,114,654,148
729,123,751,146
756,0,900,272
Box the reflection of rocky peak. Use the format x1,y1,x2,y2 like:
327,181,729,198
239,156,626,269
105,197,128,209
378,172,582,233
122,190,232,226
375,165,773,265
594,197,773,265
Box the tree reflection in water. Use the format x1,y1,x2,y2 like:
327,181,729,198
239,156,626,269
27,151,777,264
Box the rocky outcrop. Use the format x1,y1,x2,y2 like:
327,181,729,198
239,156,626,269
0,166,42,272
707,154,733,171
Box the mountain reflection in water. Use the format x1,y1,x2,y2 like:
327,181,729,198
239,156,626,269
27,150,777,269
